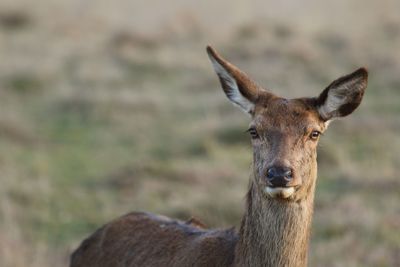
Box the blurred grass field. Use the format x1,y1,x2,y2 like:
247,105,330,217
0,0,399,266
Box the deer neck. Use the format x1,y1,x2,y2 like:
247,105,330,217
235,176,316,267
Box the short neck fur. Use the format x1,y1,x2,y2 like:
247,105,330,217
234,175,316,267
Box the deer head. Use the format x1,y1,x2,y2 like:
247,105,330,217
207,46,368,202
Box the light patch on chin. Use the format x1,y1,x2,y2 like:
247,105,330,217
264,187,295,199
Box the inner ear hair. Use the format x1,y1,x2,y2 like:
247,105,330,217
206,46,277,115
317,68,368,120
206,46,258,114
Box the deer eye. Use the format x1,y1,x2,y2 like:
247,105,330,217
309,130,321,140
247,127,259,139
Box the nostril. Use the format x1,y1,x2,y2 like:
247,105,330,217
266,166,293,182
283,169,292,179
267,168,275,179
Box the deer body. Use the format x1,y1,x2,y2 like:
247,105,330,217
70,212,238,267
70,46,368,267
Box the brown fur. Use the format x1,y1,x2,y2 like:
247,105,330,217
70,46,368,267
70,212,237,267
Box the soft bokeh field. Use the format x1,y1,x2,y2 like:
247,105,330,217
0,0,399,266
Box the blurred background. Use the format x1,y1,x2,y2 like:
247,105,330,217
0,0,399,266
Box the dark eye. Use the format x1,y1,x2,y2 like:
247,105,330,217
309,130,321,140
247,127,259,139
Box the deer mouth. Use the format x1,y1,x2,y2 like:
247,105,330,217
264,186,295,199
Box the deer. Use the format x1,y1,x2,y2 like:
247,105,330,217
70,46,368,267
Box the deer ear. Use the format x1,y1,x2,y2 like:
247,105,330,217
317,68,368,121
206,46,264,115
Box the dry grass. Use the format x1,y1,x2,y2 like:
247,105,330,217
0,1,399,266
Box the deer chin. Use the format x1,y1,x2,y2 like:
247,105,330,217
264,187,295,199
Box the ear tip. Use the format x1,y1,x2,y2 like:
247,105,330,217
356,67,369,78
206,45,217,58
206,45,226,67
